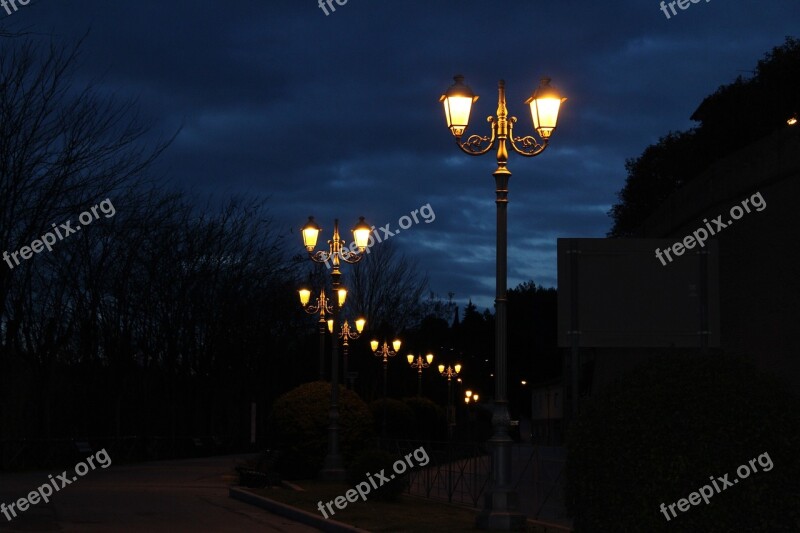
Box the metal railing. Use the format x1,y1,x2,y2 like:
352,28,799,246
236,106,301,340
380,438,567,522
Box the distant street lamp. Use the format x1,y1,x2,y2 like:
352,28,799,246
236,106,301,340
439,74,565,530
299,288,337,380
407,353,434,397
439,363,462,439
301,216,371,481
328,318,366,388
371,339,401,437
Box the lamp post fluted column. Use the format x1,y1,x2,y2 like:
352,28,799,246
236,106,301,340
439,75,566,530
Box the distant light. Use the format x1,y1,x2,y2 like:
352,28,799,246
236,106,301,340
521,380,527,385
788,114,798,126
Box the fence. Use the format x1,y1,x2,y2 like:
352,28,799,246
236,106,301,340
380,439,568,522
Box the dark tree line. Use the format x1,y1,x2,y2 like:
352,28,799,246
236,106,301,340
0,36,434,462
0,34,557,465
609,37,800,237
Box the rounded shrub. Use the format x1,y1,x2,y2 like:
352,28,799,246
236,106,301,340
347,448,407,501
402,397,447,441
566,353,800,532
268,381,374,479
369,398,415,438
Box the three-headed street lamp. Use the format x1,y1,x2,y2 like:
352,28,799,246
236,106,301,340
407,353,434,397
328,317,366,388
301,216,371,481
440,74,565,529
439,363,462,439
371,339,401,437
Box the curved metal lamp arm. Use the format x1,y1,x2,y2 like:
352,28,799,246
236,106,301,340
339,247,365,264
456,116,497,156
308,250,332,264
303,296,333,316
343,329,360,340
508,118,549,157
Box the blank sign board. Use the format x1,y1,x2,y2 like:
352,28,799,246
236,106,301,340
557,238,720,348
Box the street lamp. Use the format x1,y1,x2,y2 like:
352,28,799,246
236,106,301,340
301,216,371,481
439,363,462,439
407,353,434,397
440,74,565,530
299,288,333,380
371,339,401,437
328,317,366,388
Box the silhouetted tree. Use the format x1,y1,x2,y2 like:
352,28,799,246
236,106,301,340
609,37,800,237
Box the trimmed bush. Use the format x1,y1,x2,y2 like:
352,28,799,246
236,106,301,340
402,397,447,441
347,448,407,501
566,354,800,532
369,398,415,438
268,381,374,479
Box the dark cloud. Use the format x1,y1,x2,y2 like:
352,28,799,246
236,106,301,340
10,0,797,308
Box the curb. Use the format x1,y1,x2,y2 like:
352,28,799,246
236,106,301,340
229,487,371,533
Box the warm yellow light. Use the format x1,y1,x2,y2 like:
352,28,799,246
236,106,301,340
525,77,566,140
301,216,321,251
440,75,478,137
454,364,462,374
337,288,347,307
466,390,472,398
473,394,479,402
438,364,445,374
352,217,371,251
521,380,527,385
392,339,402,352
789,114,798,126
298,288,311,306
407,354,414,364
327,319,334,333
426,353,434,364
355,317,366,333
370,340,379,352
465,397,470,404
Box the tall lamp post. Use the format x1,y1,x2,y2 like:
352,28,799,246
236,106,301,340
301,216,372,481
329,318,366,388
438,363,462,439
407,353,434,397
298,288,333,380
439,74,566,529
371,339,401,437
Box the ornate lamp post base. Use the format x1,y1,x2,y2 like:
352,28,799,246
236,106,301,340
476,494,526,530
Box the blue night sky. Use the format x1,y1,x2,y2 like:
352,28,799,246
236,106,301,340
9,0,798,309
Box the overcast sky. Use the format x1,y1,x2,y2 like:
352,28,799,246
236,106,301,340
6,0,798,309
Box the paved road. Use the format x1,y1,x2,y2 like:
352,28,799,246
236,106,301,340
0,455,321,532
